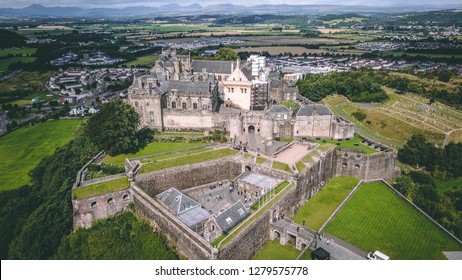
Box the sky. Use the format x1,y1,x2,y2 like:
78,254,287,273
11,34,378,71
1,0,461,9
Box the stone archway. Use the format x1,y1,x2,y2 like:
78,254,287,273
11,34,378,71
248,125,255,133
272,230,281,241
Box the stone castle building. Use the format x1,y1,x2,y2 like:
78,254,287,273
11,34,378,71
128,49,355,144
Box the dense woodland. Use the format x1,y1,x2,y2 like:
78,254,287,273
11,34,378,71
0,100,175,259
297,70,462,106
395,134,462,239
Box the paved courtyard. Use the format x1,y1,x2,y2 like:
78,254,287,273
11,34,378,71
274,143,313,165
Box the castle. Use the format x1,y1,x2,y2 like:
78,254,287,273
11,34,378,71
128,49,355,151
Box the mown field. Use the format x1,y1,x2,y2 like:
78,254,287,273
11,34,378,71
293,176,360,230
0,71,54,104
325,181,462,259
0,57,36,74
253,240,300,260
0,119,83,191
124,55,159,67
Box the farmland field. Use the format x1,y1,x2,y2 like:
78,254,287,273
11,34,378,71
293,176,360,230
124,55,159,67
0,57,36,74
325,181,462,259
0,119,83,191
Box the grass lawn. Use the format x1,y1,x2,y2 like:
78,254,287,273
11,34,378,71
316,136,377,154
282,100,297,111
295,160,306,173
325,181,462,260
0,57,36,74
140,148,212,163
0,48,36,58
124,55,159,67
139,148,238,173
0,119,83,191
253,240,300,260
102,142,205,165
280,137,294,143
293,176,360,230
251,181,289,211
272,161,292,173
255,156,267,165
72,177,129,200
299,249,314,260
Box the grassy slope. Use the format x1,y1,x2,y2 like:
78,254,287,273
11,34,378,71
0,119,83,191
139,148,238,173
325,181,462,260
102,142,205,165
253,240,300,260
72,177,129,200
316,136,377,155
293,176,360,230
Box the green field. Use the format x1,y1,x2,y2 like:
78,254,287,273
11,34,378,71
253,240,300,260
102,142,205,165
0,71,54,103
0,57,36,74
325,181,462,259
0,48,36,58
293,176,360,230
124,55,159,67
435,177,462,195
316,136,378,154
256,156,267,165
72,177,129,200
295,160,306,173
0,119,83,191
139,148,238,173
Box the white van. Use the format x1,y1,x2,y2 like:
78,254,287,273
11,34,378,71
367,251,390,260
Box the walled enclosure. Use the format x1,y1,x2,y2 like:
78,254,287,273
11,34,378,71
135,158,242,197
71,146,398,258
72,188,132,229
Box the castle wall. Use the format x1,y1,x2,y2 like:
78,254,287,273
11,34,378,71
332,120,355,140
294,115,333,139
133,185,214,260
297,148,337,203
135,159,242,197
72,188,132,229
335,151,397,181
162,109,214,130
129,93,163,129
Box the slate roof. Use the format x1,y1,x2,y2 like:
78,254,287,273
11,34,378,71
239,172,283,192
293,104,332,117
267,105,292,114
240,67,254,81
159,80,212,95
191,60,234,74
156,187,200,215
214,200,248,233
157,187,211,230
178,206,211,229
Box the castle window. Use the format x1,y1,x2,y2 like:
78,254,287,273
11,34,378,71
244,89,247,93
107,198,114,204
241,88,243,93
182,102,187,109
172,102,176,109
123,194,130,201
211,224,215,231
231,88,234,93
193,103,198,109
146,102,149,106
226,217,233,225
135,101,139,107
218,76,222,81
91,201,97,208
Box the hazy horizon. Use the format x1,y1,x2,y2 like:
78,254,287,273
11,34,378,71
1,0,462,9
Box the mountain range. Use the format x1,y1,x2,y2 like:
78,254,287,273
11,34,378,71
0,3,461,17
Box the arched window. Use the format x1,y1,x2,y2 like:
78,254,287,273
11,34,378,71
91,201,97,208
123,194,130,201
107,198,114,204
172,102,176,109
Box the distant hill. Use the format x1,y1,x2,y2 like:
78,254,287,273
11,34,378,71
0,3,461,18
0,29,26,48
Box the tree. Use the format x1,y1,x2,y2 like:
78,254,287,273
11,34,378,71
213,48,239,61
83,99,140,155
